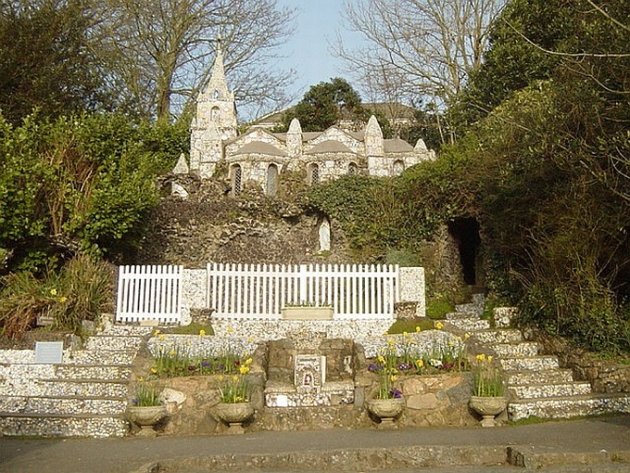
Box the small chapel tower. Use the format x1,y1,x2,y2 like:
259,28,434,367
189,38,237,178
365,115,387,176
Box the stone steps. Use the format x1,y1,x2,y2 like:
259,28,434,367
499,355,559,371
0,395,127,415
0,413,128,438
446,318,491,331
0,378,129,397
0,324,148,438
489,342,540,357
101,325,153,337
508,381,592,399
505,369,575,385
85,335,144,351
54,364,133,380
473,329,523,344
445,311,478,320
508,393,630,421
66,349,137,366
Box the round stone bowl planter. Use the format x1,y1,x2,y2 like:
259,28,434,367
366,398,405,427
127,405,168,436
214,402,255,434
469,396,508,427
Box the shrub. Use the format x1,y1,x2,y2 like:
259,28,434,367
0,271,52,338
0,254,114,338
426,296,455,319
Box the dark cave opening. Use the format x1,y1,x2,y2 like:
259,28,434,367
448,217,481,286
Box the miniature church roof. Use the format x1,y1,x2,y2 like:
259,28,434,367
233,141,286,157
384,138,414,153
305,140,357,155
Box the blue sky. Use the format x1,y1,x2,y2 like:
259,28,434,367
276,0,363,101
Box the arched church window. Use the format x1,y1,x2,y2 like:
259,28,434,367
213,89,220,99
266,163,278,197
348,162,358,175
393,160,405,176
211,106,220,121
231,164,242,196
308,163,320,185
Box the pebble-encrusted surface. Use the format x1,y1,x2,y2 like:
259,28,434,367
0,326,149,438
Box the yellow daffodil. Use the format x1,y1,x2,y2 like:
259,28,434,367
232,375,239,382
464,333,471,340
435,321,444,330
415,326,421,332
58,296,67,303
153,329,161,336
199,329,206,337
387,337,395,346
244,358,253,366
476,353,486,362
488,355,493,363
49,288,57,296
377,355,386,364
415,359,424,368
239,365,250,375
390,375,397,382
402,331,408,337
150,367,157,374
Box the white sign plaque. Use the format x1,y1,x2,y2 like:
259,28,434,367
35,341,64,364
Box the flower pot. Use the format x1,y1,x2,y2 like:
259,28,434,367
127,405,168,436
214,402,254,434
366,398,405,428
469,396,508,427
282,306,333,320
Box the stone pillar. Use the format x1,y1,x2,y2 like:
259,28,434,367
398,267,426,317
180,269,208,325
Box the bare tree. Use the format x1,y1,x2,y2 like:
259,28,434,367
95,0,296,122
334,0,505,108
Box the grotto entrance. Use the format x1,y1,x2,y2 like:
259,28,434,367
447,217,482,286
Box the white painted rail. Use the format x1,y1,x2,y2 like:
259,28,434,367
115,265,182,324
207,263,399,320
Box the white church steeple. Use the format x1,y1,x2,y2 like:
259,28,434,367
189,38,238,178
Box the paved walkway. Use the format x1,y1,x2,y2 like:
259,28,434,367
1,415,629,473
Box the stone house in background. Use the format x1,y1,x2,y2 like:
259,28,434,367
177,45,435,196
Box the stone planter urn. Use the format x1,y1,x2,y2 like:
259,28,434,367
469,396,508,427
214,402,255,434
282,306,333,320
127,405,168,436
366,398,405,428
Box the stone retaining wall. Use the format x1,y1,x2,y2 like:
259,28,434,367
535,333,630,393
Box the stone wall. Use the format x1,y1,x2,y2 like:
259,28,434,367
534,332,630,393
137,180,353,267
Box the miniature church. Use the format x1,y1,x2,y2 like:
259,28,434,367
176,42,435,195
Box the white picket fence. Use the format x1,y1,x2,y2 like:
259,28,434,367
115,265,182,324
207,263,399,320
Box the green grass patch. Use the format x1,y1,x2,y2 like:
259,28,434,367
388,318,436,334
426,298,454,319
164,323,214,336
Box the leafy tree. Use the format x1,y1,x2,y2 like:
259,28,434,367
450,0,575,129
278,78,392,135
0,112,187,273
0,0,107,125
